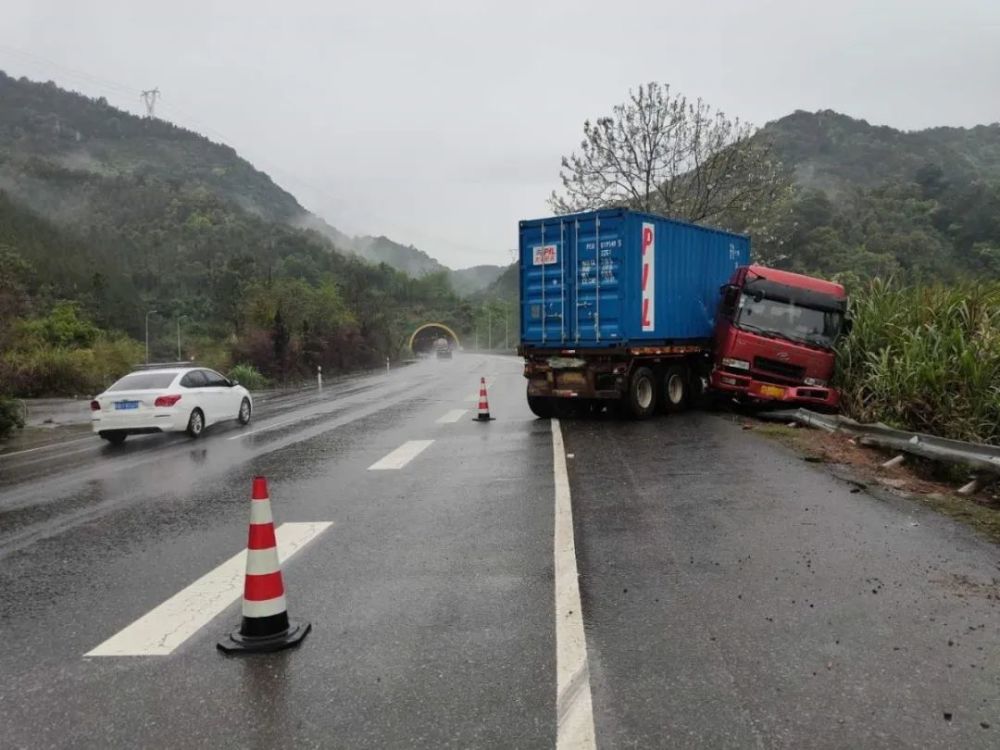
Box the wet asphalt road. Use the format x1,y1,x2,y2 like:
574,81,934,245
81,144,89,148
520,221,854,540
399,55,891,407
0,354,997,748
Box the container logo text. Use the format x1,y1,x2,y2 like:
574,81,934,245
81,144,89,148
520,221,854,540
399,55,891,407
532,244,558,266
641,223,655,331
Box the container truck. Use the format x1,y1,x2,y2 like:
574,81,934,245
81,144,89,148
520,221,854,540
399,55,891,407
517,208,848,418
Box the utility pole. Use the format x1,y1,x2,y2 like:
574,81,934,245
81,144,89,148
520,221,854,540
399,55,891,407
145,310,158,363
504,305,510,350
175,315,187,360
140,88,160,118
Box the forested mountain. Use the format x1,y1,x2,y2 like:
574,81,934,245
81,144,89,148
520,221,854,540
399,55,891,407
0,71,498,293
762,110,1000,197
0,71,480,395
747,111,1000,285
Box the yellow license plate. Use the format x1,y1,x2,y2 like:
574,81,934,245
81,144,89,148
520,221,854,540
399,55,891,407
759,384,786,399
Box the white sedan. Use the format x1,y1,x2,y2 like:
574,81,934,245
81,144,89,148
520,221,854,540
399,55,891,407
91,366,253,444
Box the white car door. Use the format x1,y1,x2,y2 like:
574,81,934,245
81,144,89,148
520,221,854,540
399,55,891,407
179,370,209,423
201,369,234,424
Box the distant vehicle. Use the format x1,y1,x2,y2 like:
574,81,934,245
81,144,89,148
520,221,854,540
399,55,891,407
435,337,453,359
518,208,849,418
90,365,253,444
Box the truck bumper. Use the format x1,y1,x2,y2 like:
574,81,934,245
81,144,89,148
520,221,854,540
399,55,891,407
710,369,839,410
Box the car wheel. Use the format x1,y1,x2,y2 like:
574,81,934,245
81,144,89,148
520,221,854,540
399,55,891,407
186,408,205,438
627,366,657,419
238,398,252,426
100,431,127,445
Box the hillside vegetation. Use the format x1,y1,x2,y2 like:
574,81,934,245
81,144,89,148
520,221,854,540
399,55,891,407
0,71,478,407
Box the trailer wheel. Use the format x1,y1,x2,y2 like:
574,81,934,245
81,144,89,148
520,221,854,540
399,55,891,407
661,364,689,413
626,366,657,419
527,393,555,419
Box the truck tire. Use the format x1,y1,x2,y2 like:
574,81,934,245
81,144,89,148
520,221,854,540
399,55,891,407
626,366,657,419
661,364,689,413
527,393,555,419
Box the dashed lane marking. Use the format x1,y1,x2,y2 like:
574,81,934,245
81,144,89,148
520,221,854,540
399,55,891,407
367,439,434,470
435,409,468,424
552,419,597,749
84,522,332,657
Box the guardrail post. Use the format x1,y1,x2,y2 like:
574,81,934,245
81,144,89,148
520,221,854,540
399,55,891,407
317,366,322,392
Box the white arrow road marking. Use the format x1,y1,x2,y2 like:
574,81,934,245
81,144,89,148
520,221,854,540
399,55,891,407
552,419,596,749
85,522,332,657
367,440,434,470
435,409,467,424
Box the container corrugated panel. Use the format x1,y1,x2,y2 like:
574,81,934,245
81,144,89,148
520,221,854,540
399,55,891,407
519,208,750,348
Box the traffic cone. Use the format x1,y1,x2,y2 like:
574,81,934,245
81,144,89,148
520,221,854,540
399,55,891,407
218,476,311,654
475,377,495,421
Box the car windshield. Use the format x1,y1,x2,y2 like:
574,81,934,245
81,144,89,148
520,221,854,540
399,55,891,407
736,295,842,348
106,372,178,391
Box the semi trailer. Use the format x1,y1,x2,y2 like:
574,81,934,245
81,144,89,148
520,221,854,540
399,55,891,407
517,208,848,418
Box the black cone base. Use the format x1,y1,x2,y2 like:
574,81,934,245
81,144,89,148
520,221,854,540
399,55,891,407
474,414,495,421
217,620,311,654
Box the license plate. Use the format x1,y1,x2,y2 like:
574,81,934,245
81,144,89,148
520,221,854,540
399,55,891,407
759,385,786,399
114,400,140,410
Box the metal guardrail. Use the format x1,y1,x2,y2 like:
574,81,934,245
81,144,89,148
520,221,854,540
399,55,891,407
758,409,1000,477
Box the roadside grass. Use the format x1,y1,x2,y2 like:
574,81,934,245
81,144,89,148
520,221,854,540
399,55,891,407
836,279,1000,445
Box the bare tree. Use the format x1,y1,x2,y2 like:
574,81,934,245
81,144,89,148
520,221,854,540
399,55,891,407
550,82,787,228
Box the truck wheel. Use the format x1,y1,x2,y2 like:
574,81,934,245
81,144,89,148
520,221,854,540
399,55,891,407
626,367,657,419
527,394,554,419
661,364,688,413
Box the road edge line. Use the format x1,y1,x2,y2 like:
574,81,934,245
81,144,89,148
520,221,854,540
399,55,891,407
551,418,597,749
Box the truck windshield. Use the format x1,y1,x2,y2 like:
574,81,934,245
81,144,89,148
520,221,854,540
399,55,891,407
736,295,842,349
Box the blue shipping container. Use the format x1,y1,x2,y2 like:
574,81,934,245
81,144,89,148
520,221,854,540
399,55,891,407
519,208,750,348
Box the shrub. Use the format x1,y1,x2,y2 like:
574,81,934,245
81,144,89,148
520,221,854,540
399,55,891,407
0,397,24,440
227,363,270,391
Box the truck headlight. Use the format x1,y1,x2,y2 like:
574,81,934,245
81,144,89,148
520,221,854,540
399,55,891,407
722,357,750,371
803,377,827,387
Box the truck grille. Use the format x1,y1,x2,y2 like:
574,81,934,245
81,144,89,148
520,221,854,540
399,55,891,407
754,356,805,383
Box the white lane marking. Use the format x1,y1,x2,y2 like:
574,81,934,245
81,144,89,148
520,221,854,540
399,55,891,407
435,409,467,424
227,417,299,440
0,435,95,459
367,439,434,470
85,522,332,657
552,419,596,749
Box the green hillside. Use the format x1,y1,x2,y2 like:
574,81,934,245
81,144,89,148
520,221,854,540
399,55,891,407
0,71,471,397
753,111,1000,285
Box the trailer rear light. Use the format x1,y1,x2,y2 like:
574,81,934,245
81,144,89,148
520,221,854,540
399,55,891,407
154,394,182,407
721,357,750,370
90,400,101,411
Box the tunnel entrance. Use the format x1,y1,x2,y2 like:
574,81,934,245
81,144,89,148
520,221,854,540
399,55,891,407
409,323,462,355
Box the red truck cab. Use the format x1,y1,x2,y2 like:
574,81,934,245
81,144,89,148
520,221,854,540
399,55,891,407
709,265,848,409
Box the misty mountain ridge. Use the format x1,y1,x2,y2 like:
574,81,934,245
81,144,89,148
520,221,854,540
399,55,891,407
760,109,1000,196
0,71,501,294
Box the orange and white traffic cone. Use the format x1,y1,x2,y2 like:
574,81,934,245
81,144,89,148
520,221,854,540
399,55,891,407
218,476,311,654
475,377,494,421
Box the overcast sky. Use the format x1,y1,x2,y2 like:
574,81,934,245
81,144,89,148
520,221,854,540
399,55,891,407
2,1,998,268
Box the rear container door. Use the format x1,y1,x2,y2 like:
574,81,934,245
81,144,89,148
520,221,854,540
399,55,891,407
571,211,625,345
520,220,571,345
